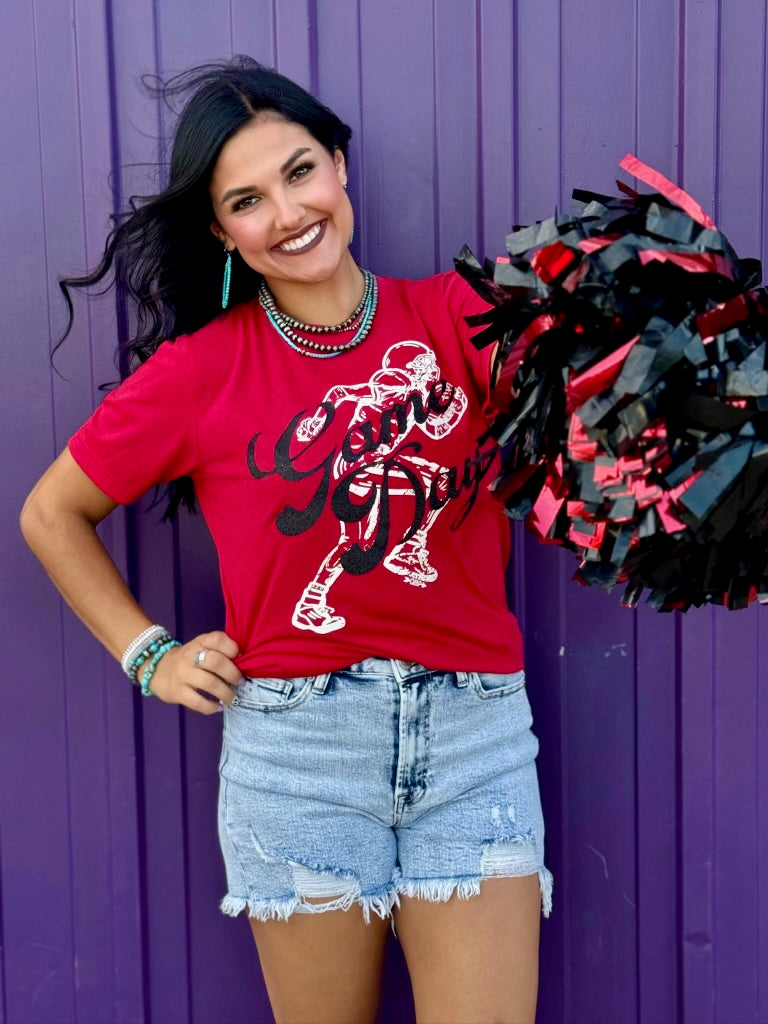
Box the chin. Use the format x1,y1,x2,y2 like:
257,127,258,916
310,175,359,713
269,252,349,285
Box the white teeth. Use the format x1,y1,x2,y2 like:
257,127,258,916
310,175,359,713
277,222,322,252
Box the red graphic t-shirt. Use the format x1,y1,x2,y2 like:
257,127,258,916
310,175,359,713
69,271,524,676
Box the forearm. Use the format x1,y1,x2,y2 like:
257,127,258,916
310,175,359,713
21,503,154,663
21,449,240,713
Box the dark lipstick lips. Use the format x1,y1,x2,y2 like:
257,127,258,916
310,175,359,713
272,219,327,254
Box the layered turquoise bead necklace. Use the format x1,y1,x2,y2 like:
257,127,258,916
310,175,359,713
258,270,378,358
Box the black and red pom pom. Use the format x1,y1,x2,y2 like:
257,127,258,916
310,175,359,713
457,155,768,611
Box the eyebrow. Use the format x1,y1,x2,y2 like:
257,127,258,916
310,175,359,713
280,146,311,174
220,147,312,205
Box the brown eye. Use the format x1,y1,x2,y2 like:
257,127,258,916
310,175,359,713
233,195,259,212
289,162,314,181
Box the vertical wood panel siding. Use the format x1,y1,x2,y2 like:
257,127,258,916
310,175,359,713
2,1,767,1021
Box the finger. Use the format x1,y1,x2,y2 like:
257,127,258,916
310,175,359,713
191,648,242,687
192,673,239,705
195,631,239,659
183,690,226,716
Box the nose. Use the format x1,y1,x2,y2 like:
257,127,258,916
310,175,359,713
272,187,305,232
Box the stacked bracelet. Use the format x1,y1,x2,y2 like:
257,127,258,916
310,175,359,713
120,625,183,698
139,640,182,697
121,625,170,677
125,632,174,683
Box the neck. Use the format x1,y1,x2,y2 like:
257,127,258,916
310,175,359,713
265,256,365,326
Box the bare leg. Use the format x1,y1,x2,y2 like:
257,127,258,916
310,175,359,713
248,899,390,1024
393,875,541,1024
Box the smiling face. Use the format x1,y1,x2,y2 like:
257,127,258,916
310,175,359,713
209,114,354,290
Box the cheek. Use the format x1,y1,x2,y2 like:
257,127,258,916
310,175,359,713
230,217,271,255
316,174,351,215
332,190,354,235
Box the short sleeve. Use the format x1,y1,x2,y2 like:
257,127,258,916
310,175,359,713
440,270,496,411
68,337,199,505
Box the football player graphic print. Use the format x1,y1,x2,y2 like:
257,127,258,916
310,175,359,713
291,341,468,635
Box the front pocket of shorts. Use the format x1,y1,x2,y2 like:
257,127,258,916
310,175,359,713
232,675,316,711
469,669,527,699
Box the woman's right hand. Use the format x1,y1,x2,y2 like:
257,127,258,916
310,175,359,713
141,631,243,714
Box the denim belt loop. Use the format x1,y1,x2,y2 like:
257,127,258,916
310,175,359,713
454,671,470,688
390,659,409,683
311,672,331,694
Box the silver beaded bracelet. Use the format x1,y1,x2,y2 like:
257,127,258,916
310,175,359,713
121,624,170,677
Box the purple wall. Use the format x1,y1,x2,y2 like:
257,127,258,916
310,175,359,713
2,1,767,1021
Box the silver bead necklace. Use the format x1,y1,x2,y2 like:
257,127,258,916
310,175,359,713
258,271,378,358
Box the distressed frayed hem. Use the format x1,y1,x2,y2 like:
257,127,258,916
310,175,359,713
360,885,401,923
393,865,554,919
538,866,554,918
220,893,249,917
220,892,298,921
219,883,400,925
393,868,482,904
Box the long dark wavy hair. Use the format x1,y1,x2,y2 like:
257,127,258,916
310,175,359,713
58,55,352,518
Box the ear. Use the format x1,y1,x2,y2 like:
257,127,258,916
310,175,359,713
333,148,348,188
210,221,231,248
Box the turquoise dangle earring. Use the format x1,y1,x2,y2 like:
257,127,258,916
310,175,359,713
343,180,354,246
222,246,233,309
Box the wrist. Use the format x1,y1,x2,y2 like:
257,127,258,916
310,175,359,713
121,623,180,696
138,640,182,697
121,624,172,677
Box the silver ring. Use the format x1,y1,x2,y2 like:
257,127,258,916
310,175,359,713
194,648,209,667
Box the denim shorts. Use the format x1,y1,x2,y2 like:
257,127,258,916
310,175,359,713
218,658,553,925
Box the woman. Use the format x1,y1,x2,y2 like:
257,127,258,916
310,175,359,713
21,57,552,1024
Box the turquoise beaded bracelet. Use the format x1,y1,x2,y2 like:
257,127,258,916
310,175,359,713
139,639,182,697
127,632,173,682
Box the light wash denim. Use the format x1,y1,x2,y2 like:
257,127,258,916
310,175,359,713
218,657,553,924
